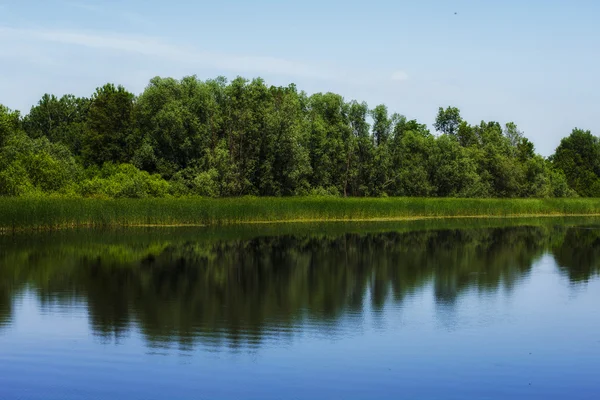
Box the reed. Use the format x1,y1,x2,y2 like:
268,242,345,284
2,196,600,232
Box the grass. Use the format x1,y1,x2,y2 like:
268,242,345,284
2,196,600,232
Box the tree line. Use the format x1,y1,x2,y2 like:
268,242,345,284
0,75,597,198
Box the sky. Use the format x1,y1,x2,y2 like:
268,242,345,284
0,0,598,156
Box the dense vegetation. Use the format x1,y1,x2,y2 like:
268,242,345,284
3,197,600,231
1,75,597,198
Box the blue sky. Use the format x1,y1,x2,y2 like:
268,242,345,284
0,0,598,155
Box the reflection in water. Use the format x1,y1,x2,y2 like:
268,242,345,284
0,223,598,350
553,227,600,282
0,288,10,329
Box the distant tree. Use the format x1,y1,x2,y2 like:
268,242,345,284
431,135,483,197
434,106,462,136
456,121,478,147
23,94,89,154
371,104,392,146
82,84,135,166
306,92,351,195
0,105,20,148
504,122,524,148
347,101,371,196
0,131,80,195
551,128,600,196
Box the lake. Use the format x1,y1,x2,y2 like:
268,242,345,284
1,219,599,399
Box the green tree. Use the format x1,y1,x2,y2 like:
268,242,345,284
306,92,351,195
23,94,89,154
431,135,483,197
0,105,21,149
371,104,392,147
504,122,524,148
82,84,136,166
434,106,462,136
0,132,81,195
135,76,211,175
551,128,600,196
387,121,435,196
348,101,372,196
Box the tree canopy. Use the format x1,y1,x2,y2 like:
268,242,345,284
0,75,591,198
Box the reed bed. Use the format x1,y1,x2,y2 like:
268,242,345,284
2,197,600,232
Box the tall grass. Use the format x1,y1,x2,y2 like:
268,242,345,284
2,196,600,232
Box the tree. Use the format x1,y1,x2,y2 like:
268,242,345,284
371,104,392,146
82,84,136,166
23,94,89,154
434,106,462,136
0,105,20,148
266,84,311,195
0,131,81,195
431,135,483,197
306,92,351,195
504,122,524,148
386,120,435,196
551,128,600,197
134,76,213,176
348,101,372,196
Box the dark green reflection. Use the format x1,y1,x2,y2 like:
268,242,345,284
552,226,600,282
0,220,598,349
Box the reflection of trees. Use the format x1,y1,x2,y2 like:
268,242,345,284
0,224,596,349
0,286,12,329
552,228,600,282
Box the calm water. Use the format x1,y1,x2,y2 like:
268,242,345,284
1,220,599,399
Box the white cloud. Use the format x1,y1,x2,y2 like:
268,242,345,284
391,70,409,81
0,26,345,81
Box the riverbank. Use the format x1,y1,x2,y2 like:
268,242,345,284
2,197,600,232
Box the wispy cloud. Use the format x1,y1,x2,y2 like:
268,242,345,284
391,70,409,81
0,26,345,80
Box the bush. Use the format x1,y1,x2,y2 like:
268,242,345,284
0,162,33,196
78,163,171,198
0,133,81,195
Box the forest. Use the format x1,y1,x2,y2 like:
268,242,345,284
1,75,598,198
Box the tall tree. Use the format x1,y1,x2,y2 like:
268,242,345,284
434,106,462,136
0,105,20,148
348,101,372,196
23,94,89,154
371,104,392,146
82,84,135,166
306,92,351,195
551,128,600,196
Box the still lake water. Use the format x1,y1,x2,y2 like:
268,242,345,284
0,219,599,400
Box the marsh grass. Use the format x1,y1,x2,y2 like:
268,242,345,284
2,196,600,232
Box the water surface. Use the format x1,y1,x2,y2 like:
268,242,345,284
1,219,599,399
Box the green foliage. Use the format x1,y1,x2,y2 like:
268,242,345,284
23,94,89,154
0,105,21,148
431,135,483,197
552,128,600,197
82,84,136,166
434,106,462,136
78,164,170,198
0,130,81,196
0,76,596,199
2,197,600,231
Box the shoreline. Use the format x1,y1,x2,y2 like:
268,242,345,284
2,208,600,233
